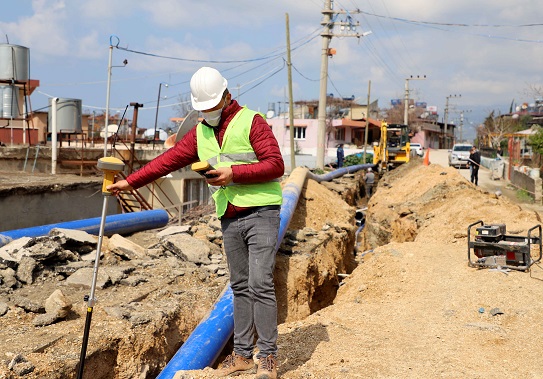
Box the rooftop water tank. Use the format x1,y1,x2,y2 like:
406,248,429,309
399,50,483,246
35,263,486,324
0,85,20,118
48,98,82,133
0,44,30,82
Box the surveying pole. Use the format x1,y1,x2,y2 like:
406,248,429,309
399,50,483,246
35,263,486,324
77,157,125,379
316,0,371,170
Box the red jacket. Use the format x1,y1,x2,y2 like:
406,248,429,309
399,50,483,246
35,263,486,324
126,100,285,217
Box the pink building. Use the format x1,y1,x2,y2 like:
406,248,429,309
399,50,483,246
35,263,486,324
267,116,381,171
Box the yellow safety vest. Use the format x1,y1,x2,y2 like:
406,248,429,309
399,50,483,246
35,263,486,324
196,107,283,217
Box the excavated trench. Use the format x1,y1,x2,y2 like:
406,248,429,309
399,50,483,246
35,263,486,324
0,169,386,378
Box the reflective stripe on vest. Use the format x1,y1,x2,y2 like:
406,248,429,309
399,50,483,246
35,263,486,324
196,107,282,217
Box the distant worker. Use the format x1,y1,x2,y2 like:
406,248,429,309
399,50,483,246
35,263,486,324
469,146,481,185
364,167,375,198
337,144,345,168
107,66,284,379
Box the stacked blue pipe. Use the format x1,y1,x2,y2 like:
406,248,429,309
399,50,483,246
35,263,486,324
156,163,373,378
0,209,169,248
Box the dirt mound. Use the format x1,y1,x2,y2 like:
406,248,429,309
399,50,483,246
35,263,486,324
4,160,543,379
176,160,543,379
364,162,538,248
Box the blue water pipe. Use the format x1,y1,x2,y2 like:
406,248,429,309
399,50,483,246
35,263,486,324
156,163,373,378
0,209,169,248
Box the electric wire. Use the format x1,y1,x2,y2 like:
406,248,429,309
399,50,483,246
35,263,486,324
238,63,286,98
359,10,543,43
378,0,422,74
357,0,411,80
291,63,320,82
327,74,344,99
359,10,543,28
40,25,323,90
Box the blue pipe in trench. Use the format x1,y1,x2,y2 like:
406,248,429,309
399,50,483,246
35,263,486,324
0,209,169,248
156,163,374,378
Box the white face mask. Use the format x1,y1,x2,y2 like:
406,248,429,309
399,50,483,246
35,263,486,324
204,100,226,127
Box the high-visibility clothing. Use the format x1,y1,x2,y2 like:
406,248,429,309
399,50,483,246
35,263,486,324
196,107,282,217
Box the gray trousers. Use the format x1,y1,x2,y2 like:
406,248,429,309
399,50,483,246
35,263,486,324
221,207,281,359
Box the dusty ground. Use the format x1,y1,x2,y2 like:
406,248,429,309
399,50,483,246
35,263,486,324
2,160,543,379
174,162,543,379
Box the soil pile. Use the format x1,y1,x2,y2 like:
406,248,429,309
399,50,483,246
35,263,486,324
176,161,543,379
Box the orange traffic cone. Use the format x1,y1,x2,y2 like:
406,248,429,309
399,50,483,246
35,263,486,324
423,148,430,166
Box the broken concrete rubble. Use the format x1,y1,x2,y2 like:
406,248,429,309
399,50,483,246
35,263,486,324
0,172,364,378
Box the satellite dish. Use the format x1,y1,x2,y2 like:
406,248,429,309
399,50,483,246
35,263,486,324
164,110,199,149
266,110,275,119
100,124,119,138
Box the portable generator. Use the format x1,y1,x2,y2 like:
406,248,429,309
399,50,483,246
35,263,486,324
467,220,542,271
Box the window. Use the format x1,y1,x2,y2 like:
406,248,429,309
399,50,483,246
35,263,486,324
294,127,306,140
286,125,307,140
335,128,345,141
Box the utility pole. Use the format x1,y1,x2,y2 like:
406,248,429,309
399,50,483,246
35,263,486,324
404,75,426,126
458,109,472,142
444,94,461,149
153,82,168,150
286,13,296,173
363,80,371,164
316,0,371,170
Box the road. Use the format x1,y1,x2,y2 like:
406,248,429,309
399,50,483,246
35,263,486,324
427,149,498,188
426,148,542,212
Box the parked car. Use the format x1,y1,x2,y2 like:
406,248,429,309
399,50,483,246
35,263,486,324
410,143,424,157
448,143,473,168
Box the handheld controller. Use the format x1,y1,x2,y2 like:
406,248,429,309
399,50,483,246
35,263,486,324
191,161,218,178
97,157,125,195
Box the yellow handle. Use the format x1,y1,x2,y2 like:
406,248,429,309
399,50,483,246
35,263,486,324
102,171,116,195
97,157,125,196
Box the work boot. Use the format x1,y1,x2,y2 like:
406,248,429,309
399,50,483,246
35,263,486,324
214,352,256,377
255,354,277,379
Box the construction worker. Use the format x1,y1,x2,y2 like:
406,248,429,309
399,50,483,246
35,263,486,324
469,146,481,185
364,167,375,198
107,67,284,379
336,144,345,168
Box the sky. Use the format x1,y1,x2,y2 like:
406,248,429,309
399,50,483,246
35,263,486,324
1,0,542,142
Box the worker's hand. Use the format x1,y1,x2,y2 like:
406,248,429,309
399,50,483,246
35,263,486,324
106,179,133,196
206,167,233,187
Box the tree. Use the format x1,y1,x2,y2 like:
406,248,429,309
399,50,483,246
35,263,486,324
529,126,543,156
478,111,520,149
522,84,543,101
174,92,193,119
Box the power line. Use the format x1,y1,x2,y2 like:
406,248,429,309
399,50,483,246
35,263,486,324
359,10,543,28
359,10,543,43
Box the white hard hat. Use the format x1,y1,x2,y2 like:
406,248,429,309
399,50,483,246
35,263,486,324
190,67,228,111
367,167,372,172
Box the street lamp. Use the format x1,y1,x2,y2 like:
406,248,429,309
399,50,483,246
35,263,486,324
404,75,426,126
104,35,127,157
153,82,169,149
